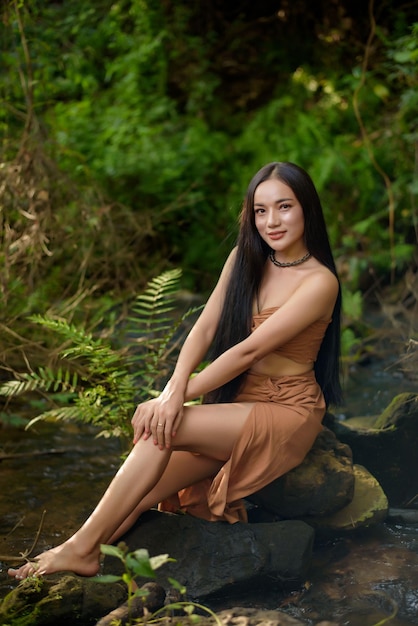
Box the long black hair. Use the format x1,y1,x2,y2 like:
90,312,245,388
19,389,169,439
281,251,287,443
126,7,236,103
204,162,342,407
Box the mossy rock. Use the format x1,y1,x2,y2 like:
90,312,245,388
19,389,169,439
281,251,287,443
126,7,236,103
307,464,388,531
329,393,418,506
248,427,354,518
374,392,418,429
0,573,126,626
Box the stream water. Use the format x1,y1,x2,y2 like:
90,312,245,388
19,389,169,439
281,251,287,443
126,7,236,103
0,326,417,625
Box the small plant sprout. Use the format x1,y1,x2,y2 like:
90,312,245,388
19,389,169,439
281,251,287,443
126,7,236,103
94,543,223,626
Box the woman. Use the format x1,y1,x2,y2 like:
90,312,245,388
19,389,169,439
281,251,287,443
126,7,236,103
9,161,341,580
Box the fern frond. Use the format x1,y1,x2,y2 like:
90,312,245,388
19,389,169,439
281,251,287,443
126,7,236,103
0,378,40,397
156,304,203,361
25,405,83,429
61,343,126,377
30,314,125,376
126,272,204,400
29,315,94,344
0,368,78,397
129,269,182,333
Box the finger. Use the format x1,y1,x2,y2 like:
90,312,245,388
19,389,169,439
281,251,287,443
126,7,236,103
131,411,141,444
132,411,145,444
154,420,166,449
141,411,153,441
163,421,172,449
132,405,153,444
171,407,184,438
133,420,145,444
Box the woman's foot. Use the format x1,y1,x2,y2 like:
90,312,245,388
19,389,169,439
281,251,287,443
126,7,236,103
7,540,101,580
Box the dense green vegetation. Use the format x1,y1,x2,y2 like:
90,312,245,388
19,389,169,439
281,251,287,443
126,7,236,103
0,0,417,422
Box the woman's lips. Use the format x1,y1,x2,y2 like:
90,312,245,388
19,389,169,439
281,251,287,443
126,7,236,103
268,231,285,241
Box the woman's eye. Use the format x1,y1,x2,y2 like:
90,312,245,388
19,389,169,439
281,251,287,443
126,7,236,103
280,203,290,210
255,208,265,214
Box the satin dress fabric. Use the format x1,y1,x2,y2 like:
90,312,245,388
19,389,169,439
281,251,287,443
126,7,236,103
159,308,329,523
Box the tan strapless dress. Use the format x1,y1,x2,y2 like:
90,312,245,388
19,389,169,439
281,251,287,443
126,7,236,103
159,308,329,523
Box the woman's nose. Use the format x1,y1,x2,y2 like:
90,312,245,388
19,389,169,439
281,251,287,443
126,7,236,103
267,209,280,226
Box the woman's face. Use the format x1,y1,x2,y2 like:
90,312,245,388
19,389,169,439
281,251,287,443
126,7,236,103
253,178,306,259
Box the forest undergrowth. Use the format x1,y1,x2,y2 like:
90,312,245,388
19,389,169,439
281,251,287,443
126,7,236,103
0,0,417,427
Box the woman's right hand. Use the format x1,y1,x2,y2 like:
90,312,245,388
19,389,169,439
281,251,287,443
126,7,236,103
131,383,185,449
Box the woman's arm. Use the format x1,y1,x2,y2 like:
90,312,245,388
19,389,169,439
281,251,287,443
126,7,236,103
185,269,339,401
163,247,238,390
131,248,237,447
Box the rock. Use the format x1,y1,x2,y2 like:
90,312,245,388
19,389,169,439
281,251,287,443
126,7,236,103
328,393,418,507
0,573,127,626
247,428,354,518
104,509,315,599
96,581,166,626
307,464,388,530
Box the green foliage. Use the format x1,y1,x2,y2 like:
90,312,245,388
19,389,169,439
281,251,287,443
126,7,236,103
0,269,198,438
2,1,414,291
0,1,417,382
340,286,376,370
127,268,192,392
0,410,28,428
94,543,222,626
97,543,174,584
228,42,417,283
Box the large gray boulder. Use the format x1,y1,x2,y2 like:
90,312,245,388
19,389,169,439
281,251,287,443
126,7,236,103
102,428,363,600
103,422,387,602
105,510,315,599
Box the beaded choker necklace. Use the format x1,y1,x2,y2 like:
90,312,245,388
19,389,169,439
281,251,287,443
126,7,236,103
269,250,311,267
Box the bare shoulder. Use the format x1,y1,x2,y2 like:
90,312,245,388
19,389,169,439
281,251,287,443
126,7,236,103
215,246,238,284
225,246,238,267
309,262,339,291
199,247,238,317
290,262,339,320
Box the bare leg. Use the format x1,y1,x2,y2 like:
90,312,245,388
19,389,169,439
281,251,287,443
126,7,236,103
8,402,253,580
107,449,223,543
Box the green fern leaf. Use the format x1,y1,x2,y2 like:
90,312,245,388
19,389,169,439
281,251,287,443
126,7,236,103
30,315,94,344
0,367,79,397
25,405,83,429
0,378,41,396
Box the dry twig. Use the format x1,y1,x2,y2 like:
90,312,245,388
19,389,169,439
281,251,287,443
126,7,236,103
0,509,46,563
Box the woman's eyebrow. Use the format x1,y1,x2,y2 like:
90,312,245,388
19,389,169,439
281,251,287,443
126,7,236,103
254,197,293,205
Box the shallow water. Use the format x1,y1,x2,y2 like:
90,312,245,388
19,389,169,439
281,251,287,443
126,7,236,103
0,422,121,593
208,523,418,625
0,353,417,625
